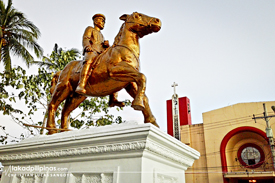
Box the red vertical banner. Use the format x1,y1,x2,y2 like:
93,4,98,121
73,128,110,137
167,97,192,137
179,97,192,125
166,99,173,137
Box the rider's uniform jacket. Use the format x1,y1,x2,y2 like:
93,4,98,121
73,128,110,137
82,26,105,55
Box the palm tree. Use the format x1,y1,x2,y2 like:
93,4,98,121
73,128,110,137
0,0,43,71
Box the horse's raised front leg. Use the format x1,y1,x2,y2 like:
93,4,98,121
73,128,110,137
60,92,87,132
125,82,159,127
109,62,146,111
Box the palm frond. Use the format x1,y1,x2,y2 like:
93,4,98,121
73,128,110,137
32,56,59,70
0,0,43,71
1,45,11,71
9,37,34,67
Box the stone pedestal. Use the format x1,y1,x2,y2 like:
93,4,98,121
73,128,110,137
0,123,199,183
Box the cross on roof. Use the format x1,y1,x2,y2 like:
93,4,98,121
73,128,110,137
171,82,178,95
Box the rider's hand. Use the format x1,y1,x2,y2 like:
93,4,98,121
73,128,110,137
103,40,109,48
85,46,93,52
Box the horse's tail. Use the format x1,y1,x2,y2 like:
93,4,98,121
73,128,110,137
50,70,61,95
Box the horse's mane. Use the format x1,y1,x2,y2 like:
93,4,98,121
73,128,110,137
113,23,125,46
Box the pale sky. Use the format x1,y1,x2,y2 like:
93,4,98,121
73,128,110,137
1,0,275,137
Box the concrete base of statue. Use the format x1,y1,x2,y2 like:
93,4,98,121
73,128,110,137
0,123,199,183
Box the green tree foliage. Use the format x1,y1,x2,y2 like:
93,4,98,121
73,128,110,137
0,44,130,144
33,44,78,71
0,0,43,71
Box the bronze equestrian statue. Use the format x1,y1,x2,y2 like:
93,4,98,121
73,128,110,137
47,12,161,134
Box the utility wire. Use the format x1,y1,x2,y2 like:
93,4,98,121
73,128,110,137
180,112,275,134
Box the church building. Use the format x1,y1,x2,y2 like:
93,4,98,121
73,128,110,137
167,95,275,183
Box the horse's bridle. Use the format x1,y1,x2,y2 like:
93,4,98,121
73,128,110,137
126,17,155,28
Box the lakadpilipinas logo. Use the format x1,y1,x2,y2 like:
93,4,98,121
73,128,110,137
3,165,67,174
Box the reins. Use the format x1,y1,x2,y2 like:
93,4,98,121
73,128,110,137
113,44,139,62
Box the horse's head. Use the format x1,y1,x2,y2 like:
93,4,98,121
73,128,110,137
120,12,161,38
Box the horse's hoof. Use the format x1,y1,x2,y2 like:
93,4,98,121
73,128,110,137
145,116,159,128
109,101,125,107
131,104,145,111
151,121,159,128
131,100,145,111
75,86,86,95
60,128,68,133
47,129,58,135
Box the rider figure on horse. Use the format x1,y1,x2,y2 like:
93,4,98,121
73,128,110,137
76,13,109,95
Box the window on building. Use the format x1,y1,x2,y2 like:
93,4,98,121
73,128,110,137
241,147,261,165
237,143,265,168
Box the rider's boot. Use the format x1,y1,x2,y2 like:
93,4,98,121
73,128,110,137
75,61,91,95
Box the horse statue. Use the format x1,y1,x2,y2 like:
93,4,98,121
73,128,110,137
47,12,161,134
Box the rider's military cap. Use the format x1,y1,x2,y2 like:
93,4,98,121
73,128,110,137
92,14,106,21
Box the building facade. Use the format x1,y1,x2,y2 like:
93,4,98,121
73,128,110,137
177,101,275,183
